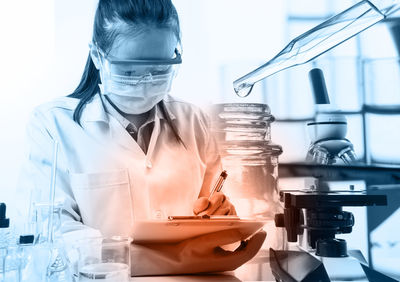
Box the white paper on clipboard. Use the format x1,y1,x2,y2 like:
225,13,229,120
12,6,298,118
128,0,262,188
132,216,269,243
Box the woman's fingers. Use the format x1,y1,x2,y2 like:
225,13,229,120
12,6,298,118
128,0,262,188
194,193,237,216
208,192,226,214
193,197,209,215
229,205,237,215
213,207,230,215
198,192,225,216
213,201,237,215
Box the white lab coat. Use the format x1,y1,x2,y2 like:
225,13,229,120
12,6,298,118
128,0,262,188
17,94,221,238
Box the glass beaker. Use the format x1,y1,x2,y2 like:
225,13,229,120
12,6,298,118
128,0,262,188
73,236,132,282
31,201,63,244
363,57,400,164
363,57,400,106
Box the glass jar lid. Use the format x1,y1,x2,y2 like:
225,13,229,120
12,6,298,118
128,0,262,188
211,103,275,142
212,103,274,121
219,141,282,156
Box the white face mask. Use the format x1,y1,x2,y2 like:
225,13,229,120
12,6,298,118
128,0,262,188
95,44,181,114
99,71,175,114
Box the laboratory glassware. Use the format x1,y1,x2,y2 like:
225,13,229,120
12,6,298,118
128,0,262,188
0,204,10,243
233,0,400,98
2,245,18,282
0,203,11,282
20,240,56,282
17,235,34,282
73,236,132,282
363,57,400,164
43,140,73,282
212,103,273,142
0,205,40,282
211,103,282,217
210,103,284,251
363,57,400,106
16,235,51,282
29,201,69,281
33,202,72,281
32,201,63,244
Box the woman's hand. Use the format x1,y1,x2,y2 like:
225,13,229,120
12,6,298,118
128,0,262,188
193,192,237,216
131,229,266,276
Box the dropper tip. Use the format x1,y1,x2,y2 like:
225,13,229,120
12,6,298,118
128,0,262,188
234,83,254,97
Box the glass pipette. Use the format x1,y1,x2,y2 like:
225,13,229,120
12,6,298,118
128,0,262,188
233,0,400,97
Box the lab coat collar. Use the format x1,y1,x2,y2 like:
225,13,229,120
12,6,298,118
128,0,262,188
162,95,177,121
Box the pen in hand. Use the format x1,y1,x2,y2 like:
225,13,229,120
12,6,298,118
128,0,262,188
193,169,232,216
208,170,228,200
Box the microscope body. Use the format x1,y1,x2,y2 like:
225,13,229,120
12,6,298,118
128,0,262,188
270,188,394,282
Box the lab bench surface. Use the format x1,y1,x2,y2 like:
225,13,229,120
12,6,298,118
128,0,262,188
130,249,276,282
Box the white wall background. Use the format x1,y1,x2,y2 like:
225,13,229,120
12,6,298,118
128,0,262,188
0,1,55,209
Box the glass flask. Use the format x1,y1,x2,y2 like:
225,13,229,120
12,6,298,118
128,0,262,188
30,202,72,282
233,0,400,97
46,240,73,282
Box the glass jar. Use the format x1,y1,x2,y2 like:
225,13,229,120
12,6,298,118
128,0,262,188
210,103,282,218
210,103,285,252
18,242,49,282
219,140,282,218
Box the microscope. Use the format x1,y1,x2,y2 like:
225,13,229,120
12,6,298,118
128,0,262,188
229,1,400,278
305,68,357,166
268,69,395,281
270,188,394,282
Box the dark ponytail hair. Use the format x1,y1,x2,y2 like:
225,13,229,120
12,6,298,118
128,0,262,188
69,55,100,123
68,0,184,146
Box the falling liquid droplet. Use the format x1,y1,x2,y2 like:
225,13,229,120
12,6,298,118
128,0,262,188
234,83,254,98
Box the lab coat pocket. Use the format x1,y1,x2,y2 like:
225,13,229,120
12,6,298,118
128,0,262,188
70,169,134,237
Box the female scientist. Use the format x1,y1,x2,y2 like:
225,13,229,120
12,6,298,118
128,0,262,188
19,0,266,276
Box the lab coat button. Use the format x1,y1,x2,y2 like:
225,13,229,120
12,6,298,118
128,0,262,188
146,161,152,169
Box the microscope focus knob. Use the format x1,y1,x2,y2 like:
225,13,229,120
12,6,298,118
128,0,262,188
274,213,285,227
274,208,301,242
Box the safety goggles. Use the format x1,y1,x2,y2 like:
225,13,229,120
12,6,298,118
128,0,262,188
96,45,182,80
